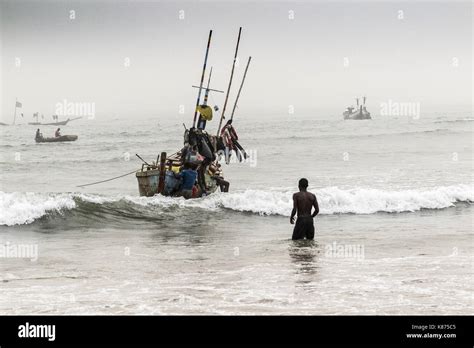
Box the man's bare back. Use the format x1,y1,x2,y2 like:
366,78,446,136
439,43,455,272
293,191,318,218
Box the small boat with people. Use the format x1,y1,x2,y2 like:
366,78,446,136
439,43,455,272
35,135,78,143
135,27,251,199
34,128,78,143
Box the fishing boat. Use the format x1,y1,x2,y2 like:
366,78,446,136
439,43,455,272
343,96,371,120
136,28,251,198
28,116,82,126
35,135,78,143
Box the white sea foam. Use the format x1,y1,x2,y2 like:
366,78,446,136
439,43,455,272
0,184,471,226
0,192,76,226
190,184,473,216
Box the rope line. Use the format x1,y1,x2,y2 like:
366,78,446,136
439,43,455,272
77,169,137,188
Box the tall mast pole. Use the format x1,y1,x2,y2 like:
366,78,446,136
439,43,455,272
217,27,242,136
203,67,213,106
12,98,17,125
192,30,212,128
230,56,251,121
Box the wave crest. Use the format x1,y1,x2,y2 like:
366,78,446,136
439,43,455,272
0,184,472,226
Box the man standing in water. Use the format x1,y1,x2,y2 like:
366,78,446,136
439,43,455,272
290,178,319,240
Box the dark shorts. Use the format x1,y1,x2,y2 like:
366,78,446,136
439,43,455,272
292,217,315,240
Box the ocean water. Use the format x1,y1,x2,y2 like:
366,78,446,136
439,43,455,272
0,113,472,314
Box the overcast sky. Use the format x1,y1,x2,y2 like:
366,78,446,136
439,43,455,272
1,0,472,122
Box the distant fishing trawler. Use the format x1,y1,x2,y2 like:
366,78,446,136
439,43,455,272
343,96,371,120
135,28,251,199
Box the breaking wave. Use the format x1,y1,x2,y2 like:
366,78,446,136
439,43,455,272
0,184,472,226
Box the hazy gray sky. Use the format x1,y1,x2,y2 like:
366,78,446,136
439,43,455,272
1,0,472,122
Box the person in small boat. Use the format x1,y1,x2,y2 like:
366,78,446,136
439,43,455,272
175,163,198,199
55,128,61,137
290,178,319,240
35,129,42,140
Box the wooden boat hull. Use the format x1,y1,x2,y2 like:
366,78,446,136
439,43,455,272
136,169,219,198
135,151,220,198
136,169,161,197
29,119,70,126
35,135,78,143
42,119,70,126
343,110,371,120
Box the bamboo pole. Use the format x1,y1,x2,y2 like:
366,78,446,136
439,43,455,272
203,67,213,106
192,30,213,128
230,56,251,121
216,27,242,136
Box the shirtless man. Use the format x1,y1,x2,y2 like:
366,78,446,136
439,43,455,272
290,178,319,240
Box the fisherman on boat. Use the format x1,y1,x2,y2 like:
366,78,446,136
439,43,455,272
35,129,43,141
209,163,229,192
183,125,217,195
175,163,198,199
55,128,61,137
290,178,319,240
